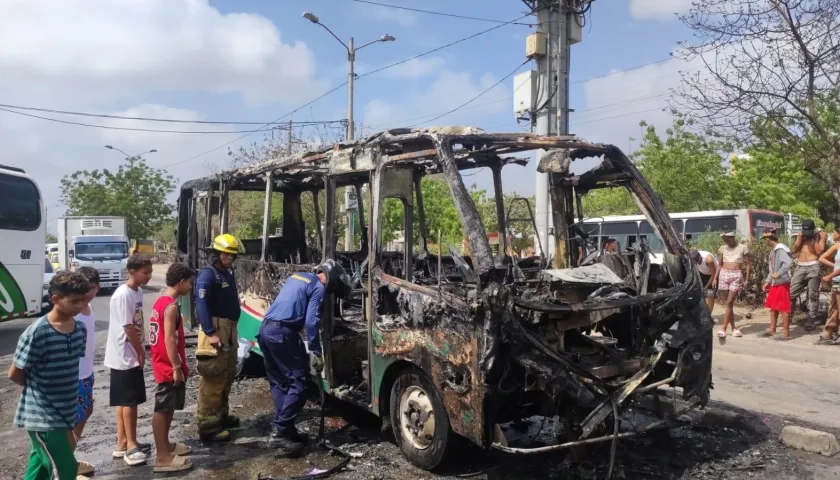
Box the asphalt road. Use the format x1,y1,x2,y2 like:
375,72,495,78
0,289,159,357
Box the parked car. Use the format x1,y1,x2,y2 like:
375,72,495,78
42,257,54,314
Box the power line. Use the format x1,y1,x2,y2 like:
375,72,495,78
161,83,350,168
0,106,301,134
407,60,531,127
174,12,532,167
367,59,681,129
359,13,531,79
352,0,535,25
0,102,344,126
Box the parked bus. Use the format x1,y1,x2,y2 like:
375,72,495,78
0,165,46,321
579,209,786,255
176,128,712,470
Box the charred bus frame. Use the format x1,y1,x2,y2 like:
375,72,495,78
176,127,714,470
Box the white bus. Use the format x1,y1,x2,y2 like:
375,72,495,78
0,165,46,321
579,209,786,255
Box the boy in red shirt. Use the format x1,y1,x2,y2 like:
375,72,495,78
149,263,195,473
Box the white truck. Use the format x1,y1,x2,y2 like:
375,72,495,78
57,216,130,290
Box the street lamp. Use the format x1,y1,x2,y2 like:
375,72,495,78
301,11,395,141
104,145,157,168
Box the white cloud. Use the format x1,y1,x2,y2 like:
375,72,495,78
362,4,417,27
629,0,693,21
0,0,326,105
575,56,697,150
362,70,510,129
382,57,446,79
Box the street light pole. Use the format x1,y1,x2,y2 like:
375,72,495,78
104,145,157,168
302,12,394,250
347,36,355,141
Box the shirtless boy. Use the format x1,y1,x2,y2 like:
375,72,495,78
790,219,827,331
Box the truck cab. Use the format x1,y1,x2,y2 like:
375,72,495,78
58,216,130,290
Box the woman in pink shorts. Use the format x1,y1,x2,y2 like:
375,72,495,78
714,231,750,337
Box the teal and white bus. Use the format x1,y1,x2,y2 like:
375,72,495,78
0,165,45,321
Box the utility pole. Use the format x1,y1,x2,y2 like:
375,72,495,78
530,0,581,260
287,120,293,155
302,12,395,251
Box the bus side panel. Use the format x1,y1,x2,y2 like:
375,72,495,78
0,172,45,321
0,261,40,320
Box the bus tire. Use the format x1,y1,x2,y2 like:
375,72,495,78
389,367,450,471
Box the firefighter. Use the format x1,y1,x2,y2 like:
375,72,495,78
194,234,244,441
258,259,352,455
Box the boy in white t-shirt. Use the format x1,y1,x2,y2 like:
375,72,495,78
104,253,153,466
72,266,100,476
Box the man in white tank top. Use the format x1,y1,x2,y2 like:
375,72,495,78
691,250,718,312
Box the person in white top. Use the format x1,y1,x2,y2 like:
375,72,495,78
691,250,718,313
103,253,154,466
72,266,100,476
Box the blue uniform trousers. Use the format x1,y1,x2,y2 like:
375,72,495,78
257,321,310,434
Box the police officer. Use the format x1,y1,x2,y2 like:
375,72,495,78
195,234,243,441
258,259,351,455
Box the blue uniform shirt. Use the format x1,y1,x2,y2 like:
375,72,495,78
264,272,325,356
195,265,241,335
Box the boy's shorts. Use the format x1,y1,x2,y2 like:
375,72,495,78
154,381,186,413
109,367,147,407
75,374,95,424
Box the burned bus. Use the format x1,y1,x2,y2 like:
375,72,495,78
175,127,713,470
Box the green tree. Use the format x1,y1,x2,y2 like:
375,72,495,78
60,157,177,240
675,1,840,210
632,119,732,212
728,149,831,222
581,188,636,218
45,233,57,243
152,217,177,249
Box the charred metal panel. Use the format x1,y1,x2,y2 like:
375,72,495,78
371,272,486,444
433,136,493,278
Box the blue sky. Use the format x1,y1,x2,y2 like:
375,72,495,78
0,0,697,231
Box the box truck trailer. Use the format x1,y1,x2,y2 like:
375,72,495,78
57,216,130,289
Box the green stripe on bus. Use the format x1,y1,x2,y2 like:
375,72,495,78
0,262,27,317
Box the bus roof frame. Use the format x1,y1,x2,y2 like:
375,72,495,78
180,127,615,194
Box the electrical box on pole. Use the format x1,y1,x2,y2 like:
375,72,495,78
525,32,547,58
513,70,537,118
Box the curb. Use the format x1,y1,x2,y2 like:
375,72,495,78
780,425,839,457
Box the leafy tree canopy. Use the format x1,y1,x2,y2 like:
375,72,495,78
60,157,176,240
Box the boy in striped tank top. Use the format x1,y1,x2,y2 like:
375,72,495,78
7,271,90,480
148,263,195,473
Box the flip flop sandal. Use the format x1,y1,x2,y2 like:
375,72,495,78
171,443,192,456
113,442,152,458
757,331,775,338
123,447,148,466
774,336,793,342
717,330,727,338
77,460,95,476
814,336,835,346
733,329,744,337
153,455,193,473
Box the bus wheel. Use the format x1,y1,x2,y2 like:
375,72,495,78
390,368,450,471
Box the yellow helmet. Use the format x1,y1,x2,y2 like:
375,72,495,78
211,234,244,254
